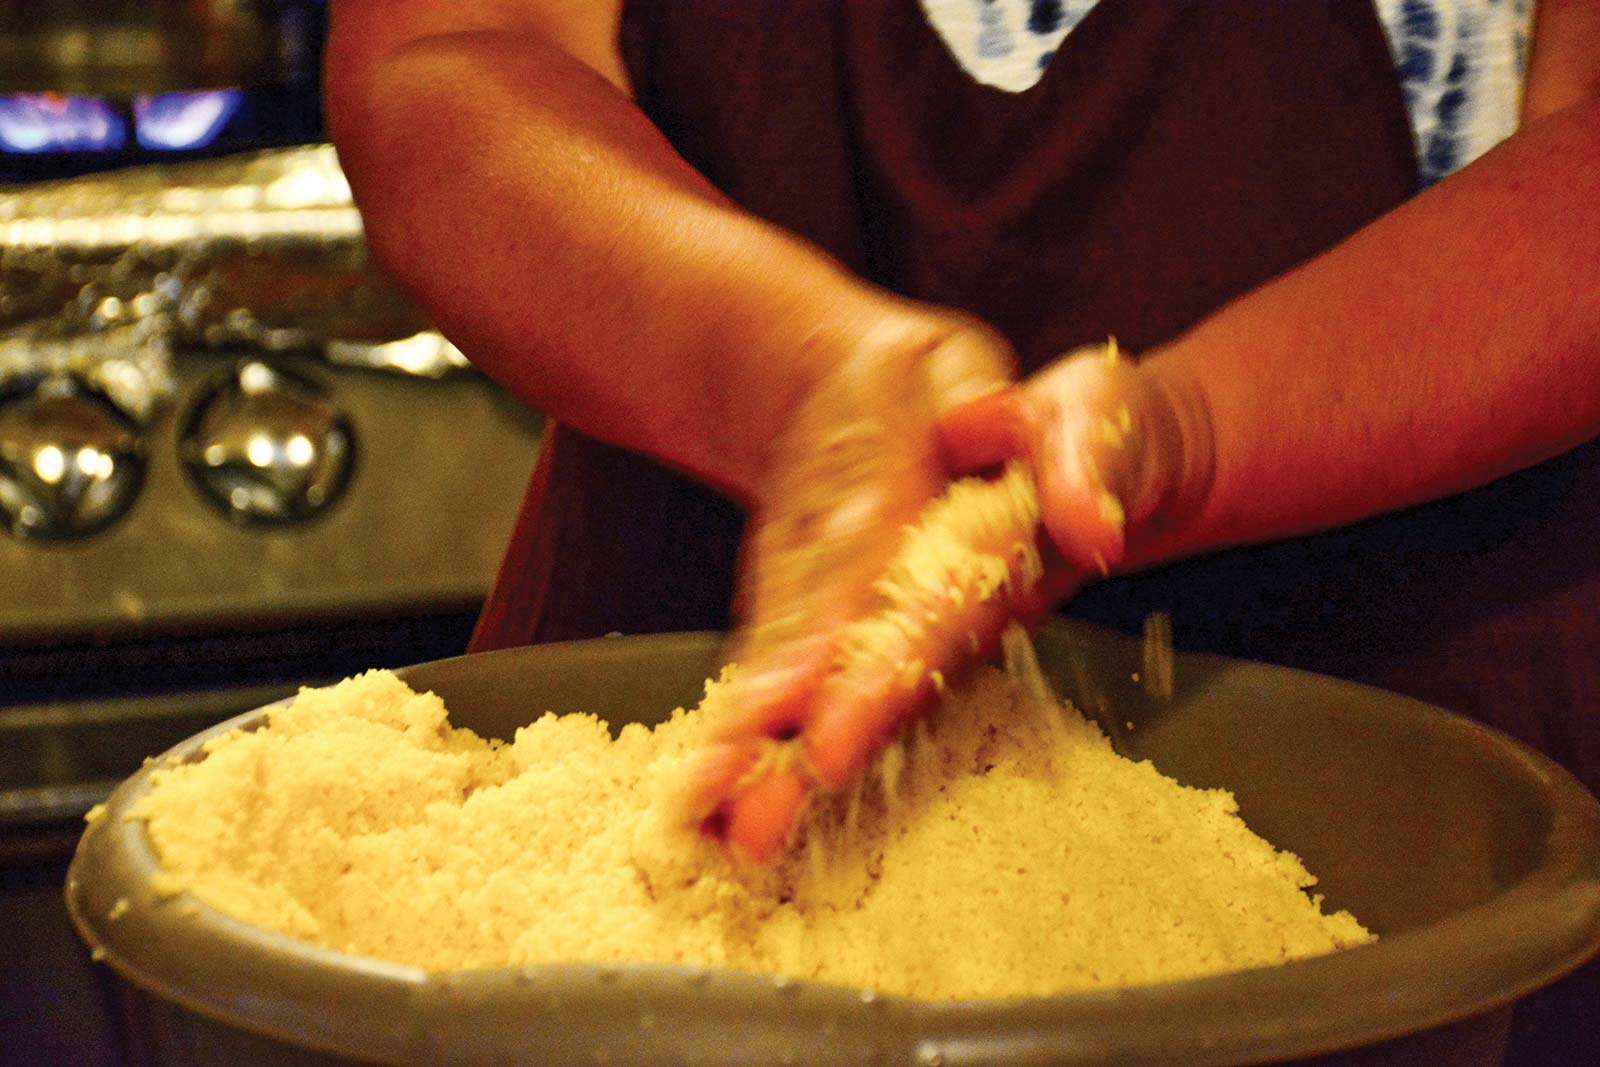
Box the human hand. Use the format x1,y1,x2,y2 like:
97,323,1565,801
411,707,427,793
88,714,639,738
687,311,1022,859
940,341,1210,580
690,336,1208,863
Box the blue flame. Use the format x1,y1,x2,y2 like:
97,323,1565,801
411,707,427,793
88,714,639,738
0,95,125,154
133,90,245,152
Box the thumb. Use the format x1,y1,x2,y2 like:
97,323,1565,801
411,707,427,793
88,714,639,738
919,319,1017,423
1026,344,1149,574
920,320,1023,474
938,387,1031,474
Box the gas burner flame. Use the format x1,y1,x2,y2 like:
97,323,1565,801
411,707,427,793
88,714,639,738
0,95,125,154
134,90,245,152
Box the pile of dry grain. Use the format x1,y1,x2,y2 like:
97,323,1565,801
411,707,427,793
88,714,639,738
129,657,1371,999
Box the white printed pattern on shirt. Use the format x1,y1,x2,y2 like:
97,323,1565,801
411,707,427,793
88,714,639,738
918,0,1533,184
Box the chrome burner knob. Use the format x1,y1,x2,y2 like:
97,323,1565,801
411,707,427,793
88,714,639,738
180,360,354,525
0,377,145,541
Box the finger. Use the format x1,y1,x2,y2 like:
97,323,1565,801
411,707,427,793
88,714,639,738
722,767,812,863
919,320,1017,417
802,585,1020,787
706,318,1019,859
1035,425,1128,574
726,488,893,743
801,469,1049,788
714,636,833,743
804,673,928,789
711,550,1081,858
1020,536,1086,620
728,425,935,741
1024,351,1137,574
937,387,1032,474
683,740,760,826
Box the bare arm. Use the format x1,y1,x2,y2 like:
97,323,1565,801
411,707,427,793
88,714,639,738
1129,87,1600,567
324,0,998,501
972,13,1600,576
1523,0,1600,123
326,0,1018,860
328,2,1600,860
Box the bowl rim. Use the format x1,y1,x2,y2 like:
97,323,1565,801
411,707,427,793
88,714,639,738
65,624,1600,1067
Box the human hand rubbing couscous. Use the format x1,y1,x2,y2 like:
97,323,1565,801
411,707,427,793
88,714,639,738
686,340,1197,859
324,0,1600,892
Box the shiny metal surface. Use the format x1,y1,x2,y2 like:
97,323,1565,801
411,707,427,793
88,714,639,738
180,359,352,524
0,1,296,95
325,331,472,379
0,376,142,540
0,144,483,451
0,350,541,644
0,280,178,423
0,145,427,366
1,680,304,825
0,146,542,641
0,144,358,254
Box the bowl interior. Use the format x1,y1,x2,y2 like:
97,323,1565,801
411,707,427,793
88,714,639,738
67,621,1600,1067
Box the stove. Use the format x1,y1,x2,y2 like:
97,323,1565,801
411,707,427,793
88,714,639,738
0,13,542,1059
0,144,541,694
0,2,548,786
0,148,543,842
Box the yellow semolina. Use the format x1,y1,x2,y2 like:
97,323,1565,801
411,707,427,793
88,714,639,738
130,659,1372,1000
132,438,1370,997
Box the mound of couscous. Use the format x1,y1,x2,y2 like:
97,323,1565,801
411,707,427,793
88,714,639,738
127,650,1371,999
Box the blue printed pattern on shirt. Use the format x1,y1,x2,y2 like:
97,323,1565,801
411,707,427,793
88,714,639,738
1374,0,1530,184
920,0,1533,183
927,0,1099,89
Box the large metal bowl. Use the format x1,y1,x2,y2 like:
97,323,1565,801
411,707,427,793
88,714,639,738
67,621,1600,1066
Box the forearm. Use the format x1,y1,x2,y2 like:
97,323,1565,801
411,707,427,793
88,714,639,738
324,10,895,499
1136,98,1600,565
1523,0,1600,123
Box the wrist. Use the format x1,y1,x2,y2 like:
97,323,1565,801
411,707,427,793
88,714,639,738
729,287,1015,501
654,248,886,500
1120,353,1217,570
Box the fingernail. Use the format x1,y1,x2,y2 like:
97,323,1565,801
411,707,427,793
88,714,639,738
727,769,809,863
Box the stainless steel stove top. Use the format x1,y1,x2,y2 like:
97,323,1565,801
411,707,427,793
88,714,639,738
0,145,542,649
0,349,539,645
